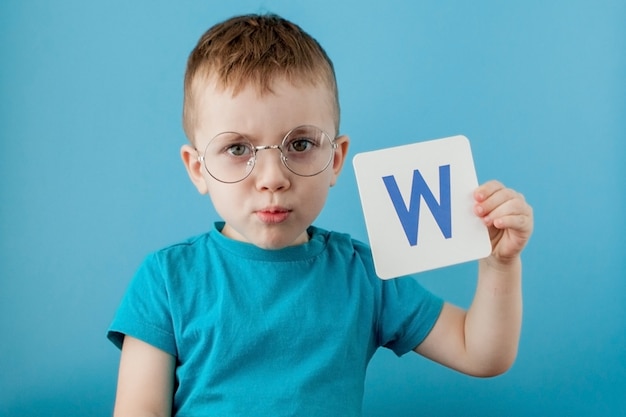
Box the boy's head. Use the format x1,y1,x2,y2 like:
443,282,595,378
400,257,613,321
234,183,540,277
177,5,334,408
182,13,340,143
180,13,350,250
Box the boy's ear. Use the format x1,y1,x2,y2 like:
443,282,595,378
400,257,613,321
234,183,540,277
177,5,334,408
330,135,350,187
180,144,209,195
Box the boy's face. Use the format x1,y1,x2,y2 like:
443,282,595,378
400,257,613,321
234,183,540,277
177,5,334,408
181,77,349,249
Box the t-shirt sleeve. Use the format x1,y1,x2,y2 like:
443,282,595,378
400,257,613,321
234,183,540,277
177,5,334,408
378,276,444,357
107,253,177,356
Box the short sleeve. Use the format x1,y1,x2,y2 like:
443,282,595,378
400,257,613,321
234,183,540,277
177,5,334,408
378,276,444,356
107,253,177,356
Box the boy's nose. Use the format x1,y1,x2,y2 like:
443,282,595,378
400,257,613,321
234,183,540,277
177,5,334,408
252,149,290,191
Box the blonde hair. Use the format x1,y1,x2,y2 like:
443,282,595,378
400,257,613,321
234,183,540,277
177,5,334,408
182,14,339,142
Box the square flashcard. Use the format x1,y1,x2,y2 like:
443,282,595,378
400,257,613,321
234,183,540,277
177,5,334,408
352,135,492,279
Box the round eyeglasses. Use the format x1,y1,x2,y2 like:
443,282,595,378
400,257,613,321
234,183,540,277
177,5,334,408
197,125,337,184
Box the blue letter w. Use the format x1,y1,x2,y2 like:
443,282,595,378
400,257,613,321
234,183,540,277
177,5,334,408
382,165,452,246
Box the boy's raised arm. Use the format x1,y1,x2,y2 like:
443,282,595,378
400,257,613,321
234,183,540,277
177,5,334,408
415,180,533,377
113,335,176,417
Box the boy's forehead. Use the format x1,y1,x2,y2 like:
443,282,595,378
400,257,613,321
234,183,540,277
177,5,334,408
191,74,338,133
192,72,332,101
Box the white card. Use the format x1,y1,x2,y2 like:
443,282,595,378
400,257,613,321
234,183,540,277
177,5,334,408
352,135,492,279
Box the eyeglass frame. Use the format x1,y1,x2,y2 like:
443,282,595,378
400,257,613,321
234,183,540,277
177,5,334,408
196,125,338,184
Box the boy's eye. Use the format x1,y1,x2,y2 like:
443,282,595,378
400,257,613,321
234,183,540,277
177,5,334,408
226,143,251,157
286,138,315,153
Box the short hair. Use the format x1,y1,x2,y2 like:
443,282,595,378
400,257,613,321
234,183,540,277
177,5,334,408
182,13,340,142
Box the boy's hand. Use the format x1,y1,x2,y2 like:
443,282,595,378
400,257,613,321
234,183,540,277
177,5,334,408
473,180,533,263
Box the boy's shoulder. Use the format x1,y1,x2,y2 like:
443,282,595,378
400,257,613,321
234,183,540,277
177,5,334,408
142,230,212,266
161,231,210,251
310,226,375,268
318,226,370,252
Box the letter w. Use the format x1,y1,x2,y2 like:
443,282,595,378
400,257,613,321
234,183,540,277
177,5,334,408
382,165,452,246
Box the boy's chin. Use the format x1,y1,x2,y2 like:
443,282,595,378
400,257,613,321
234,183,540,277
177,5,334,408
222,223,310,249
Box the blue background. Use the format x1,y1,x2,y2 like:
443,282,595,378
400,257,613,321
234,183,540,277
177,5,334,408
1,1,624,415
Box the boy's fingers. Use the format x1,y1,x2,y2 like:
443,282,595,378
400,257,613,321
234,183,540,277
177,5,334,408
478,200,526,229
474,180,534,259
474,180,504,202
475,186,524,218
493,212,533,232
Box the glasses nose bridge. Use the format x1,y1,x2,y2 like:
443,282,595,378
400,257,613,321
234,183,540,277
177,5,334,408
253,144,286,162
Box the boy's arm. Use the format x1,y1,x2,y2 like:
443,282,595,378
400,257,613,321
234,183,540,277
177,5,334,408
113,335,176,417
415,180,532,377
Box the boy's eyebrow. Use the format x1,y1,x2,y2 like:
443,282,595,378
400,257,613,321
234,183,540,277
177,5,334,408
211,128,290,144
209,123,335,144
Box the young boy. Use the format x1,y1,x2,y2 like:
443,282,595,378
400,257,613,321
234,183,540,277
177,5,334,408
108,13,533,417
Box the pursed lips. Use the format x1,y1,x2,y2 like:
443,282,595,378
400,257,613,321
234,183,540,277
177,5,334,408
255,206,291,224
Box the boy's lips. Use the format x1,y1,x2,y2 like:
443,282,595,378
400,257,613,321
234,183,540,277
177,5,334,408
255,207,291,224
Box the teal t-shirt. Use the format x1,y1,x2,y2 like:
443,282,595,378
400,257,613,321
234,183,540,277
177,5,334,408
108,223,443,416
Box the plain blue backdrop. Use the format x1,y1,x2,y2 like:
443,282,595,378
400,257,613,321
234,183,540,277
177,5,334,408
1,1,624,416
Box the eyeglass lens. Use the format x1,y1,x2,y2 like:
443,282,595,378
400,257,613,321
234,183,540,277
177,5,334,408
201,125,335,183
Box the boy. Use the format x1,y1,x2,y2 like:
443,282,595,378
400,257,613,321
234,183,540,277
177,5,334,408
108,13,533,416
